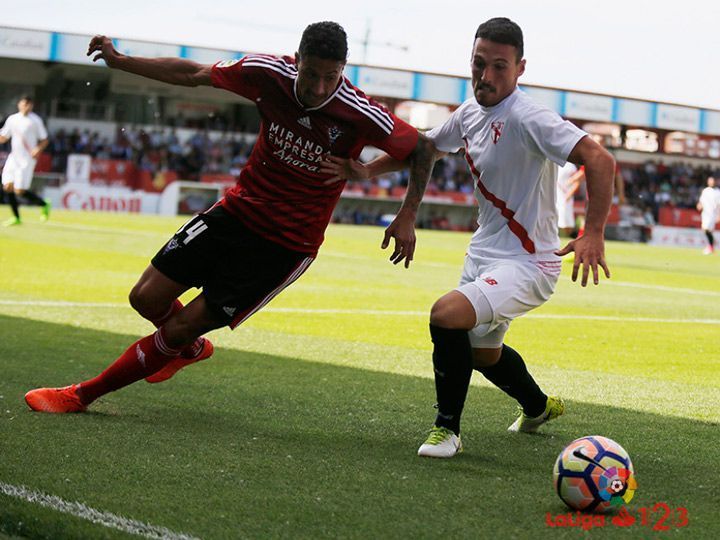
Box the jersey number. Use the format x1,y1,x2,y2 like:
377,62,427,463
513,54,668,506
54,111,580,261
177,217,209,245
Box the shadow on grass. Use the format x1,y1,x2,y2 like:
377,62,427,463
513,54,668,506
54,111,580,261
1,315,718,539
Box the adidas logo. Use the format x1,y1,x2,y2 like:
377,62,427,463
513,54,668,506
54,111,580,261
223,306,237,316
135,344,146,367
297,116,312,129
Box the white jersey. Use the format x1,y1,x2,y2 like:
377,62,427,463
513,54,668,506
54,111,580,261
557,162,579,196
427,88,586,259
0,111,48,168
556,162,579,228
699,186,720,229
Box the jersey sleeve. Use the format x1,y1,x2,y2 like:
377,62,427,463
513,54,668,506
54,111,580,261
210,55,273,101
369,114,418,161
34,115,48,140
426,104,465,153
520,105,586,165
0,117,10,138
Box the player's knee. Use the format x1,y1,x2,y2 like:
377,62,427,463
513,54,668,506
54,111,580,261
472,347,502,369
128,284,153,316
430,297,475,330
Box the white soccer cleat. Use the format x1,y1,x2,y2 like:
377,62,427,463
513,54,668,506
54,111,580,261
508,395,565,433
417,426,463,458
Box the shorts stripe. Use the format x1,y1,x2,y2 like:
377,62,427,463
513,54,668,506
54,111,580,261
536,260,562,275
229,256,314,329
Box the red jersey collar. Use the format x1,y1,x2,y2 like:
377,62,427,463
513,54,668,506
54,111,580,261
293,77,344,112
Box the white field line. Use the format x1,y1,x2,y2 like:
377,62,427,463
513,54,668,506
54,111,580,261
23,224,720,297
323,251,720,296
593,279,720,297
322,250,456,269
0,300,718,325
558,275,720,297
0,482,200,540
0,300,123,308
44,221,166,238
524,313,720,325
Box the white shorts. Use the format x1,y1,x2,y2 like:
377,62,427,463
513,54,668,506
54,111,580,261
701,211,717,231
2,155,36,190
455,255,561,348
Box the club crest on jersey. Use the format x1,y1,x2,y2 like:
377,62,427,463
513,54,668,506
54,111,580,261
328,126,343,145
297,116,312,129
162,238,180,254
491,121,504,144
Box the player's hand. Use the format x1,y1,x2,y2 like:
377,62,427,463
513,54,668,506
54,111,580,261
555,231,610,286
87,35,121,68
382,209,417,268
320,155,369,185
31,147,42,159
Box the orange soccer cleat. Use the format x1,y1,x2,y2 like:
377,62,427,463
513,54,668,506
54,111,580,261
25,385,86,413
145,338,214,384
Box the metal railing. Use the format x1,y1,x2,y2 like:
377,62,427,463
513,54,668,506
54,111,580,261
48,98,116,122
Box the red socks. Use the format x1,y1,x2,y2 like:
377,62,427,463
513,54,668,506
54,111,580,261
148,299,183,327
77,299,210,404
146,299,203,358
77,329,180,404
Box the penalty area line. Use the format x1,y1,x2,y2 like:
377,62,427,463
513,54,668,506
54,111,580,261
0,481,200,540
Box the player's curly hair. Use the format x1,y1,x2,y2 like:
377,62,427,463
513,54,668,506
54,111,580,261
475,17,524,61
299,21,348,62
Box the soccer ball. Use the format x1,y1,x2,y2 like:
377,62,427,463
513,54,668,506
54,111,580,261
553,435,638,513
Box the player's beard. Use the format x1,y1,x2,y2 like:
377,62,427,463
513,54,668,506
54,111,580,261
474,84,496,106
299,89,328,108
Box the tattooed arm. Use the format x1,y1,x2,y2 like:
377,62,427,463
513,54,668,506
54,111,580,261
382,134,438,268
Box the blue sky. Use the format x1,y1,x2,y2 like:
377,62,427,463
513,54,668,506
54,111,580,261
3,0,718,109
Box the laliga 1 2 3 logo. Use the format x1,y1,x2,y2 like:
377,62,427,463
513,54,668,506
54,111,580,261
599,466,638,506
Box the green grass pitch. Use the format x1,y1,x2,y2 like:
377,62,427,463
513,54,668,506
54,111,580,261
1,208,718,538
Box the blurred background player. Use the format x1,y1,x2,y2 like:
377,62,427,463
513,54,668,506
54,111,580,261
24,21,435,414
696,176,720,254
0,96,51,226
556,162,585,237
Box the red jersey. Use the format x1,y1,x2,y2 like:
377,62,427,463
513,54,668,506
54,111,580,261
211,54,418,254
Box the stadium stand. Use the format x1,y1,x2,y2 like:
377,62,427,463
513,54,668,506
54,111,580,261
1,25,719,241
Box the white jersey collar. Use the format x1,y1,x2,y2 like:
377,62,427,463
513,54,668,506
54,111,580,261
478,86,520,114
